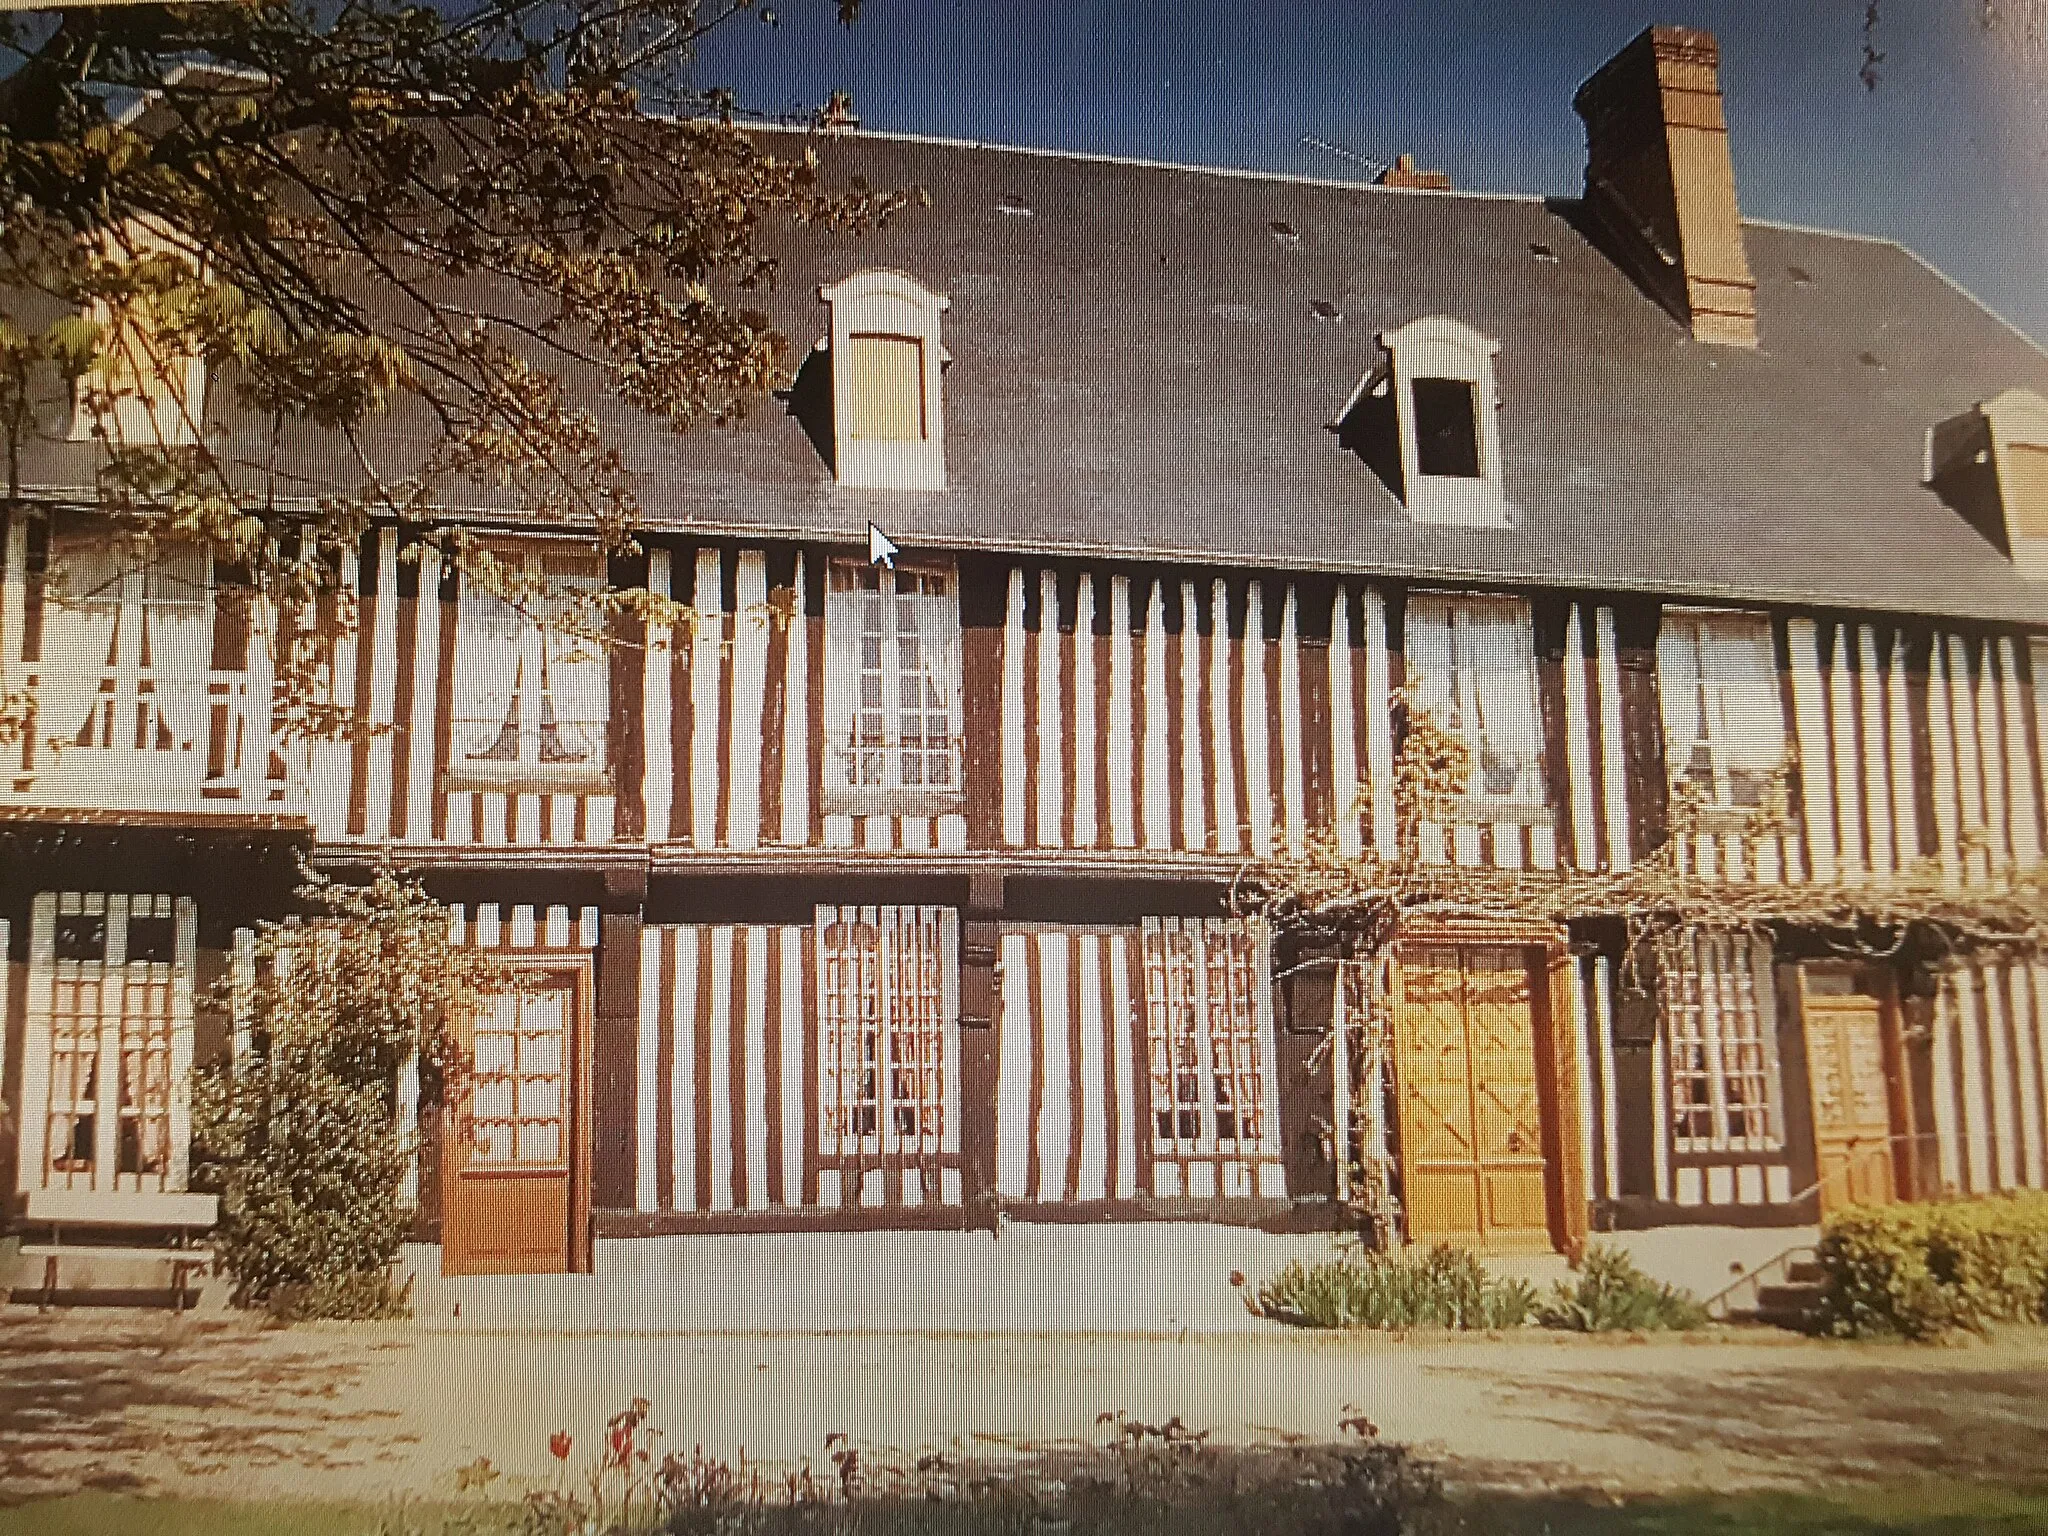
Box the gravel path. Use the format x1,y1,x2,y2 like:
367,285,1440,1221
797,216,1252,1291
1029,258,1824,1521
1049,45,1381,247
4,1310,2046,1507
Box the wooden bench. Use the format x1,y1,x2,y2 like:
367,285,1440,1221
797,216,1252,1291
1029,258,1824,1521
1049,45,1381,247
16,1189,219,1312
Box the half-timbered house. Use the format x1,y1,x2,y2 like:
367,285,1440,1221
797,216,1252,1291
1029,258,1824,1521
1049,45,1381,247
7,24,2048,1285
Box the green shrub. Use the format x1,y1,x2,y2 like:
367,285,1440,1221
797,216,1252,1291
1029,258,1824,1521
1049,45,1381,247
1538,1243,1708,1332
1253,1243,1537,1330
1813,1190,2048,1340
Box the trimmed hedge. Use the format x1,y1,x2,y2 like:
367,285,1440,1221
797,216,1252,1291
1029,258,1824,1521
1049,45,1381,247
1252,1244,1537,1330
1813,1191,2048,1339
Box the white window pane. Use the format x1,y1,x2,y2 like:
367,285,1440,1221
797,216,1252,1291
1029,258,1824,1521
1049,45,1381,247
846,334,925,441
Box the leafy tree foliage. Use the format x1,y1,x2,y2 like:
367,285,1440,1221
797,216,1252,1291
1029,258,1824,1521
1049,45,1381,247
192,869,510,1317
0,0,907,740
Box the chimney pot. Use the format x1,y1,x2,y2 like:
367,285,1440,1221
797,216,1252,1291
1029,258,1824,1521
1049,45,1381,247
1574,25,1757,347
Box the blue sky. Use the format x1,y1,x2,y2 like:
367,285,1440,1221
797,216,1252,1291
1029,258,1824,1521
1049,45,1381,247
696,0,2048,344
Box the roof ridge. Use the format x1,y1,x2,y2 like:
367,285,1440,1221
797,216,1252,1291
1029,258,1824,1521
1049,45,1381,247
739,118,1552,207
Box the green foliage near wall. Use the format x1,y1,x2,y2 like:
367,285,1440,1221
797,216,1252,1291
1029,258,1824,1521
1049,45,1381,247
193,871,508,1320
1537,1243,1709,1333
1252,1245,1539,1331
1814,1191,2048,1339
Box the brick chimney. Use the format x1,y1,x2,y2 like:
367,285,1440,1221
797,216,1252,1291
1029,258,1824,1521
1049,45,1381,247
1573,25,1757,347
1376,154,1452,191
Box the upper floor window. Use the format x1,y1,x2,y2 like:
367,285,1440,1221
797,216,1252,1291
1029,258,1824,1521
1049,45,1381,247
819,270,949,490
39,525,213,764
1337,316,1508,527
1403,593,1545,809
822,558,963,814
1655,609,1785,812
445,541,610,794
1926,387,2048,581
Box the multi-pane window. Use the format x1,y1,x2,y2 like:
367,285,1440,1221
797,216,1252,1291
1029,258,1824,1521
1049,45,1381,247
39,529,213,765
823,561,963,811
468,984,570,1166
447,542,610,793
1656,610,1785,809
1659,930,1782,1154
816,906,956,1156
21,891,194,1197
1403,594,1546,806
1140,918,1274,1156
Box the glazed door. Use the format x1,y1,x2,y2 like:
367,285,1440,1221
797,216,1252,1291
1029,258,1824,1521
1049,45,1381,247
443,963,591,1275
1803,968,1900,1213
1392,945,1553,1252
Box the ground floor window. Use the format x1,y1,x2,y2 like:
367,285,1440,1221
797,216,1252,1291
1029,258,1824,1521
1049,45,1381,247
816,905,958,1159
468,984,570,1167
17,891,196,1197
1139,917,1279,1165
1658,930,1783,1156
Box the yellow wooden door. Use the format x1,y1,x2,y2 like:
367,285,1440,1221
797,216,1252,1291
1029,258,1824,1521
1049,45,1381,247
1393,945,1553,1252
443,966,589,1275
1806,996,1897,1213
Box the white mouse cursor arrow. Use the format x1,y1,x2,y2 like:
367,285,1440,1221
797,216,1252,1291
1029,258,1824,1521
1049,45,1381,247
867,522,899,569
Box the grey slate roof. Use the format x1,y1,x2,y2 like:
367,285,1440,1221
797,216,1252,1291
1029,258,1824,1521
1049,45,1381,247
21,128,2048,626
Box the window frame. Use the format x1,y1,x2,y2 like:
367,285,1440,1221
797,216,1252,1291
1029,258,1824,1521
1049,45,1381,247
15,891,199,1203
821,557,966,816
1402,591,1550,819
1658,929,1785,1157
1138,917,1282,1165
1655,606,1787,816
814,904,961,1163
442,538,612,797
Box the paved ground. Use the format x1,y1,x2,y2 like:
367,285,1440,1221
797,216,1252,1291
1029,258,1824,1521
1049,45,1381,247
4,1306,2046,1510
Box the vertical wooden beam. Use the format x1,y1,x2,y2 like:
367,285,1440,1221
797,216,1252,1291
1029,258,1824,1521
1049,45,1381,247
1954,967,1993,1192
1594,606,1633,872
1828,624,1865,874
1141,580,1172,851
167,898,198,1194
1209,578,1239,853
311,540,362,839
2000,637,2041,869
1107,574,1136,848
1072,573,1099,847
1328,587,1361,858
1002,567,1029,848
1179,579,1208,854
1858,625,1893,874
401,545,443,843
1929,635,1963,885
726,552,770,850
1786,617,1835,882
778,551,810,846
1949,635,1988,883
1241,580,1273,859
635,925,663,1211
1035,569,1063,848
1567,956,1598,1206
1363,586,1396,861
1561,605,1598,870
1593,954,1621,1200
1977,639,2011,870
687,550,724,851
1930,970,1963,1192
1886,630,1918,868
642,547,674,843
363,529,402,841
1278,584,1307,858
1985,962,2020,1188
2010,962,2044,1190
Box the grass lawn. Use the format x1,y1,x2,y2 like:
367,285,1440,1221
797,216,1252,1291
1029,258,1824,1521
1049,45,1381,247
8,1480,2048,1536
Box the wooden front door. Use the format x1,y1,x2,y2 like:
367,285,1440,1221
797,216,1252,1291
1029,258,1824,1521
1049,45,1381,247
1802,965,1902,1213
443,962,592,1275
1392,944,1555,1252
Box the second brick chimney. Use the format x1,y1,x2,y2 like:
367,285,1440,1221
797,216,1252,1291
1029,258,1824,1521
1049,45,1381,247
1573,25,1757,348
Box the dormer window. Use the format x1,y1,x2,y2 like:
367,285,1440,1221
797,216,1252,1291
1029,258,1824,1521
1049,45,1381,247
1927,388,2048,580
1336,315,1508,527
68,221,208,450
820,270,949,491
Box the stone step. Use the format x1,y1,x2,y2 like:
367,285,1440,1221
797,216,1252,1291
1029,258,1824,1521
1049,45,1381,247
1786,1259,1824,1285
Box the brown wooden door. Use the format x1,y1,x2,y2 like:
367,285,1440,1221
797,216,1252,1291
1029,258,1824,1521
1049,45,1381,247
1393,945,1553,1252
442,963,592,1275
1803,969,1900,1214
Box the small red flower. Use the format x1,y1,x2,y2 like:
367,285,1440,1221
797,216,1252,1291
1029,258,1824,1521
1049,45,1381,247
549,1431,573,1462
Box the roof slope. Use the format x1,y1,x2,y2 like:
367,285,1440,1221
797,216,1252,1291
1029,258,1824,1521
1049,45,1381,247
22,130,2048,626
